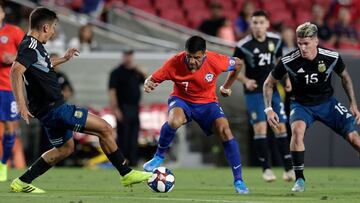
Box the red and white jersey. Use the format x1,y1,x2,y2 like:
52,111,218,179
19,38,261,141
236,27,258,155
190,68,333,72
0,24,24,91
152,51,236,104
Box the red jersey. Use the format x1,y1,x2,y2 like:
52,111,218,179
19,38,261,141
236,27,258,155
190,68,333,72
0,24,24,91
152,51,236,104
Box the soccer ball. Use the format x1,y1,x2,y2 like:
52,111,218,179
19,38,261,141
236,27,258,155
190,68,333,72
147,167,175,193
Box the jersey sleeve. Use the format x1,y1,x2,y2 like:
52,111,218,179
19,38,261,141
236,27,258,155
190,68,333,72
275,39,283,59
108,70,118,89
271,60,287,80
151,57,174,83
333,55,345,75
211,52,236,73
233,46,246,59
15,47,37,69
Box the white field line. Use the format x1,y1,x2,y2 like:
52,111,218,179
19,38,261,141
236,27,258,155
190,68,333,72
0,193,265,203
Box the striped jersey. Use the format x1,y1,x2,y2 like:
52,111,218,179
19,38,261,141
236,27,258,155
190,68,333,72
15,35,64,116
233,32,282,93
271,47,345,105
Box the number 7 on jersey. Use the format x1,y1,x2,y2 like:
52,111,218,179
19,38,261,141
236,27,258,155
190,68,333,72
181,81,189,91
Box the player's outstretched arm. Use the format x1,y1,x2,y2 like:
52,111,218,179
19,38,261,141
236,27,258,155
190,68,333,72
51,48,79,68
10,62,34,124
144,75,159,93
339,69,360,124
263,74,280,128
220,57,243,97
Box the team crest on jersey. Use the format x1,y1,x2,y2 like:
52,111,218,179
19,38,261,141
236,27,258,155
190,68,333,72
205,73,214,82
318,61,326,73
268,41,275,52
251,112,257,120
74,110,83,118
0,36,8,44
229,58,236,66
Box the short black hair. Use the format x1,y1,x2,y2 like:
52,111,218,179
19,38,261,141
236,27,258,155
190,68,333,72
185,36,206,53
252,10,268,19
0,1,4,10
123,49,134,55
29,7,58,30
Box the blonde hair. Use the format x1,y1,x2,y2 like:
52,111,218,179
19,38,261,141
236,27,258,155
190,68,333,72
296,22,318,38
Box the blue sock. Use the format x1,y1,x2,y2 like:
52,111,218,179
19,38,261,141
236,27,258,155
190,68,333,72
2,133,16,164
223,138,243,182
155,122,177,158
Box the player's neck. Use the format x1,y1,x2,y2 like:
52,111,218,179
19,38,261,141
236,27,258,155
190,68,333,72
253,34,266,42
29,30,46,44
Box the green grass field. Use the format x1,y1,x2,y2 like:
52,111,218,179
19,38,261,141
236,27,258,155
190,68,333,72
0,167,359,203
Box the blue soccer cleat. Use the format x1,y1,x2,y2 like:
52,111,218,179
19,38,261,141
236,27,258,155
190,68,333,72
234,180,250,194
143,155,164,172
291,178,305,192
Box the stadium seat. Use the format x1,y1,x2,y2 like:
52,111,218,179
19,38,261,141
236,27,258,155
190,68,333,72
127,0,152,8
159,8,188,26
263,0,287,12
338,41,360,50
185,9,210,28
270,11,294,26
295,11,312,25
181,0,207,10
154,0,180,10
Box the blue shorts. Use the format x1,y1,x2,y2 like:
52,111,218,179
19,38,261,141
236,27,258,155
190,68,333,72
290,97,357,138
0,90,20,121
244,92,287,125
168,96,226,136
39,103,88,148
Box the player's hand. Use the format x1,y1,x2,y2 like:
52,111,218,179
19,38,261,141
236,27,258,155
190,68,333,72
266,109,280,129
144,77,158,93
18,104,34,125
114,108,123,122
2,53,16,65
244,79,258,91
63,48,80,61
350,104,360,125
220,86,232,97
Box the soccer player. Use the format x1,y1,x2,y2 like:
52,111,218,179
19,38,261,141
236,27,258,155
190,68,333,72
142,35,249,194
233,10,294,182
9,7,151,193
264,22,360,192
0,2,24,182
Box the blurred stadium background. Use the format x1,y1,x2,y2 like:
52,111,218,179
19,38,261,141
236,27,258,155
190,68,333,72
2,0,360,173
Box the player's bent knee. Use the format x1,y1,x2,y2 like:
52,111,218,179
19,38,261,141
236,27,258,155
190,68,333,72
98,122,113,139
216,125,233,141
168,118,184,129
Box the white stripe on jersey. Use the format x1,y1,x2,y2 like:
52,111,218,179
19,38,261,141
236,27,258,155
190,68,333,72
29,38,37,49
236,35,252,48
266,32,281,39
318,48,339,58
281,50,301,64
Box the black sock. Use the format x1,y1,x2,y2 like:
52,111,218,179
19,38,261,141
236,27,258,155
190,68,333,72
106,149,132,176
275,133,293,171
19,157,52,184
254,134,270,171
291,151,305,181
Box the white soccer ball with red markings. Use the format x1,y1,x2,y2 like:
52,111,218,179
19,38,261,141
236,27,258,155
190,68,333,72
147,167,175,193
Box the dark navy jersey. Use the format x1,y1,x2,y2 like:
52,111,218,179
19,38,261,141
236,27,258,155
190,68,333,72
271,47,345,106
233,32,282,93
15,35,64,116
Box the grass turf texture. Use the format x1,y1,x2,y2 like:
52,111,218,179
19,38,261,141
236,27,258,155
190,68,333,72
0,167,359,203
